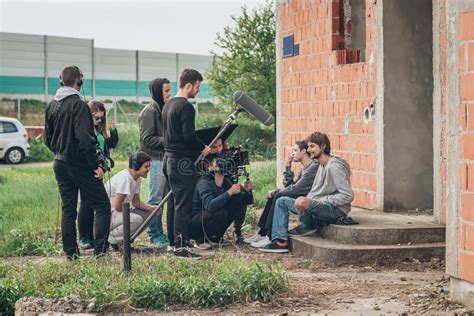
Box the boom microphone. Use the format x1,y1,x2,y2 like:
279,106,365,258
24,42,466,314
233,90,274,126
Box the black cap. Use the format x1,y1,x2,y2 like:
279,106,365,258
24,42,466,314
196,124,238,145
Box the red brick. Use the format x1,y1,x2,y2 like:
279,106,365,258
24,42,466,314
468,163,474,192
459,252,474,283
461,192,474,222
466,224,474,252
468,43,474,71
462,134,474,160
466,103,474,131
460,12,474,41
459,222,466,249
461,73,474,102
461,163,468,190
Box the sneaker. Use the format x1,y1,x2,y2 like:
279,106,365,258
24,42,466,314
288,226,318,237
78,238,94,250
150,234,169,248
244,233,266,244
167,245,175,252
196,242,212,250
174,247,202,259
250,236,271,248
259,240,289,253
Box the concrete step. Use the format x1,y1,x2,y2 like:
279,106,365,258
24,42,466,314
319,209,445,245
290,236,445,264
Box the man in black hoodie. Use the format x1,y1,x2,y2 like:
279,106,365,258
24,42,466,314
44,65,111,259
138,78,172,248
162,69,211,259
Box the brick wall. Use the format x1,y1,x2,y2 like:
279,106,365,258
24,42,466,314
278,0,377,209
458,10,474,284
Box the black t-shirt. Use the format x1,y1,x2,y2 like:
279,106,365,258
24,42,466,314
162,97,206,159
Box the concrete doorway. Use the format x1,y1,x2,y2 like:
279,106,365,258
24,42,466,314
382,0,434,211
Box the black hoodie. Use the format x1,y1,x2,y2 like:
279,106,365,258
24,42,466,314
138,79,167,159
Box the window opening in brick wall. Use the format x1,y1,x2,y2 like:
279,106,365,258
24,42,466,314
333,0,366,64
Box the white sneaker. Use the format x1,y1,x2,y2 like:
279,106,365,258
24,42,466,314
166,245,175,252
244,233,266,244
197,242,212,250
251,236,271,248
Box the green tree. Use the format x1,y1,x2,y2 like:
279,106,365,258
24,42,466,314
206,1,276,117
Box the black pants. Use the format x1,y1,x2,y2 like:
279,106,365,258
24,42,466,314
164,153,197,248
257,193,290,238
78,204,94,242
53,160,111,256
188,195,248,243
78,177,111,242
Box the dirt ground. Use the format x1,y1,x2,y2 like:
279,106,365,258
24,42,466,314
11,243,473,315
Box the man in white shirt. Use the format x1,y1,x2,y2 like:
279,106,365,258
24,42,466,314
106,151,162,247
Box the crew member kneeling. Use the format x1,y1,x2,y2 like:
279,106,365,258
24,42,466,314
189,154,254,249
106,151,162,248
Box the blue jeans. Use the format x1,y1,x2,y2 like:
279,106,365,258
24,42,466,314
147,159,169,237
271,197,346,241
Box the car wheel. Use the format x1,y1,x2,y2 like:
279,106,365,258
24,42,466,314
5,147,25,164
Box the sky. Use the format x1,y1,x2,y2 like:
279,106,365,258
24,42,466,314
0,0,265,55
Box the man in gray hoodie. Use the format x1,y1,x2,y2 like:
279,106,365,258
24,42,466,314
138,78,172,248
260,132,354,253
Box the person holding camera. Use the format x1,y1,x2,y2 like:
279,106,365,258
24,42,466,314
106,152,162,248
162,69,211,259
188,154,254,249
244,140,319,248
78,100,119,250
138,78,172,248
44,65,110,259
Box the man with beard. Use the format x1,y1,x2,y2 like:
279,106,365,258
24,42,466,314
244,140,318,248
139,78,172,248
260,132,354,253
162,69,211,259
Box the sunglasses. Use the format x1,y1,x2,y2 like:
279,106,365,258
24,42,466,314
93,115,105,122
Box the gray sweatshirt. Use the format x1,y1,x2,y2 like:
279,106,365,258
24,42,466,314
278,159,319,198
306,156,354,214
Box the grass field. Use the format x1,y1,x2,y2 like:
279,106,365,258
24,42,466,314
0,254,288,315
0,160,276,257
0,160,284,314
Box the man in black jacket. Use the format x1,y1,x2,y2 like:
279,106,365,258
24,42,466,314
44,65,110,259
162,69,211,258
138,78,172,248
189,154,253,249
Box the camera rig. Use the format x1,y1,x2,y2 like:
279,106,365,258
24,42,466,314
197,147,250,183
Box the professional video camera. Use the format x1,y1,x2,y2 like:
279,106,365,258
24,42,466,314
97,148,114,172
215,147,250,183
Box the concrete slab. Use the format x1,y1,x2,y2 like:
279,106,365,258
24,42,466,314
320,208,446,245
290,236,445,264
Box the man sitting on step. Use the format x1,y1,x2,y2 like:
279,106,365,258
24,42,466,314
260,132,354,253
244,140,319,248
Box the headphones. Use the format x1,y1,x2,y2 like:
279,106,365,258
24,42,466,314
131,152,140,171
60,65,83,87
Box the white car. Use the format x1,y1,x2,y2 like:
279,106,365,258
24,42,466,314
0,117,30,164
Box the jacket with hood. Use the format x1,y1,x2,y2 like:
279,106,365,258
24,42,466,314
306,156,354,214
44,87,99,170
138,79,167,160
